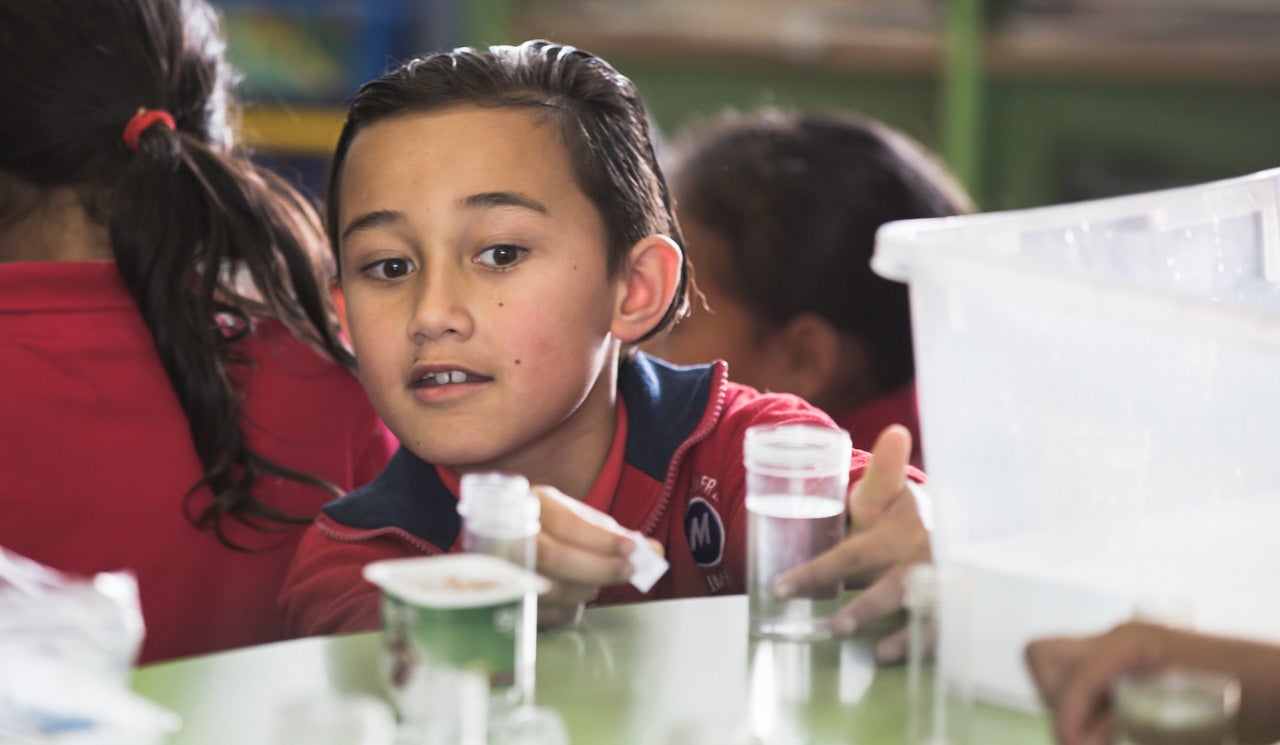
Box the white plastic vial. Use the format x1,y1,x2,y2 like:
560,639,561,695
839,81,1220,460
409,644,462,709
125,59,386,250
457,472,540,710
458,472,539,569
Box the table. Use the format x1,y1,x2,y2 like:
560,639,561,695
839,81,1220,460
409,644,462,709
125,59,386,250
130,595,1050,744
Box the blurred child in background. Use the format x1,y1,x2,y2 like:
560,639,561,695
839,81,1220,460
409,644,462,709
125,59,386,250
279,41,927,655
0,0,396,662
647,109,974,469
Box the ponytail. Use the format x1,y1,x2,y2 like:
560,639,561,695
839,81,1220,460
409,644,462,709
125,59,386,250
0,0,355,549
110,120,352,549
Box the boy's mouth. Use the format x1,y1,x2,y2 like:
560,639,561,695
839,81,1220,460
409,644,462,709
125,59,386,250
410,368,492,388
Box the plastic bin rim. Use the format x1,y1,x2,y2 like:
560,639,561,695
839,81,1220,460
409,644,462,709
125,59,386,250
871,166,1280,282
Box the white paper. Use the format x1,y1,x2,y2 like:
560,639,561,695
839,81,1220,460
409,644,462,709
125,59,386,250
626,531,669,593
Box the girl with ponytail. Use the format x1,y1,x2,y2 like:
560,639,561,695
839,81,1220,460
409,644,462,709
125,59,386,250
0,0,397,662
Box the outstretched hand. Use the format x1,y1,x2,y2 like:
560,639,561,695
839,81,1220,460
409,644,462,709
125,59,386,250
770,424,930,663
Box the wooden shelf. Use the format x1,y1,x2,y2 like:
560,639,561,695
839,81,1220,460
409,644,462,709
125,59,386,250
984,25,1280,85
513,5,1280,85
518,23,943,75
512,5,942,76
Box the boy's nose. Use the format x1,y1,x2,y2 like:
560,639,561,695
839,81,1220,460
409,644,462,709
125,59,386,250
407,272,474,342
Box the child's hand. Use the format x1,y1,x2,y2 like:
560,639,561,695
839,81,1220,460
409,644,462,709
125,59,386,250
1027,622,1280,745
532,486,663,628
1025,624,1157,745
769,424,930,663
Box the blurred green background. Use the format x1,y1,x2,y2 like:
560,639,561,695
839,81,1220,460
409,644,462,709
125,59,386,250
212,0,1280,211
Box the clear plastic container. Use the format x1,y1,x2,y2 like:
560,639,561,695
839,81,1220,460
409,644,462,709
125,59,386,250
744,423,852,640
1115,669,1241,745
873,167,1280,711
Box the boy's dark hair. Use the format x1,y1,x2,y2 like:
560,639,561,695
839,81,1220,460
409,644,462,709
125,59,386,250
0,0,351,547
669,109,974,392
326,39,690,343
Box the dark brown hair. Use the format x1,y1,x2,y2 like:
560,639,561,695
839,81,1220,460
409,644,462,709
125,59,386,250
0,0,353,546
668,109,974,392
325,39,689,343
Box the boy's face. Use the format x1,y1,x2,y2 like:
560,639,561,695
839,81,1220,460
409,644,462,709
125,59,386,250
334,105,624,474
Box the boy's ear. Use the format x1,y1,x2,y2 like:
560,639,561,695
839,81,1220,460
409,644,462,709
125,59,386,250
775,314,847,404
331,280,352,342
612,234,683,343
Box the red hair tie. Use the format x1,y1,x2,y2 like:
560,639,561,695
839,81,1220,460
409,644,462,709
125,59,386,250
122,108,176,152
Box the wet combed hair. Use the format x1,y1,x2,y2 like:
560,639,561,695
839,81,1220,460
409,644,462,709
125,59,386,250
0,0,353,547
668,109,974,392
326,39,690,343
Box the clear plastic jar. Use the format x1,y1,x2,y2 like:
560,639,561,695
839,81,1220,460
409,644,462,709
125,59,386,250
1115,668,1241,745
744,423,852,639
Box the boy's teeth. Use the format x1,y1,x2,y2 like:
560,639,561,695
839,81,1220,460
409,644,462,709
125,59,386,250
425,370,471,386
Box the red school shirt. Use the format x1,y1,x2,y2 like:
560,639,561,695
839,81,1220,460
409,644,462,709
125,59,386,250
832,381,924,471
279,352,926,638
0,260,398,662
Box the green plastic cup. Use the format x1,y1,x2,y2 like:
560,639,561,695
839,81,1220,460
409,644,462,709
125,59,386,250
363,554,549,718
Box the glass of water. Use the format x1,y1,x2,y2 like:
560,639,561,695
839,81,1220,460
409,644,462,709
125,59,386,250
1115,669,1241,745
745,423,852,639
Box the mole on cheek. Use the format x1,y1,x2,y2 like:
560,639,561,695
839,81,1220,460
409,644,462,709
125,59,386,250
514,359,522,365
498,302,504,307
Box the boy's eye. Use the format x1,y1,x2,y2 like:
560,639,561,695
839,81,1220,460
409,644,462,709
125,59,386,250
363,258,415,280
476,244,528,269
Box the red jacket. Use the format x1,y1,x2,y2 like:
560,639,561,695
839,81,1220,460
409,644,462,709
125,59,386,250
0,261,397,662
281,353,918,638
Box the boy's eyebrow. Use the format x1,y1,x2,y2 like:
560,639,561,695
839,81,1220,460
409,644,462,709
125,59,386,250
462,191,549,214
341,209,404,241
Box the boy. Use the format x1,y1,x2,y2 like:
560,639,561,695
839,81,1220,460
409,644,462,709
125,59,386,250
280,42,926,657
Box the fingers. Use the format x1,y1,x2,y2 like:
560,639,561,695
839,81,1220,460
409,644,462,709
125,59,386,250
536,486,637,556
772,531,891,598
1075,713,1116,745
1054,632,1153,745
828,561,910,639
774,493,928,598
1025,636,1091,710
848,424,913,529
531,485,647,629
874,627,910,666
1038,626,1158,745
535,541,661,631
536,530,634,587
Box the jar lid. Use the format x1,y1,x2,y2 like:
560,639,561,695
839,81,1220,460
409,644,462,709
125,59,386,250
458,472,539,534
743,424,852,477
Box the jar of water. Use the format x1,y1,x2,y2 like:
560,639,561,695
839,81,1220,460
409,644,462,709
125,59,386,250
1115,669,1241,745
744,423,852,639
